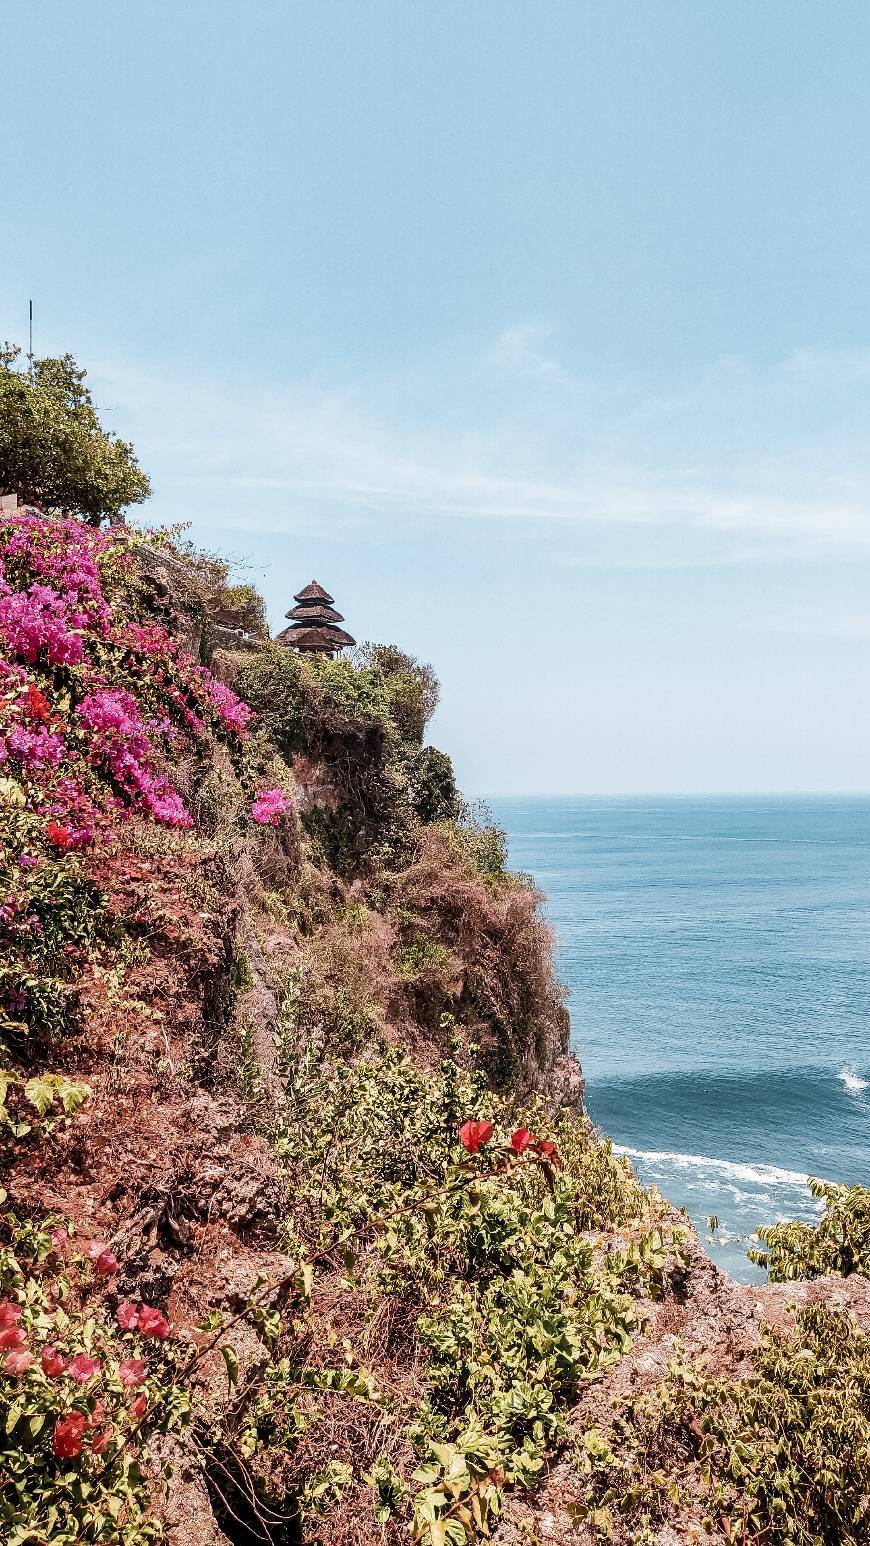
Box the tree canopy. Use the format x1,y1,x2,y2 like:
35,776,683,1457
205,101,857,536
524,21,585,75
0,345,151,525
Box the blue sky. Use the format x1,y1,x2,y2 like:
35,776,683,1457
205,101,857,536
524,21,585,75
3,2,870,794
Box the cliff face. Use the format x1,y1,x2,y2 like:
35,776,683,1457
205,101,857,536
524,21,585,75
1,514,867,1546
0,514,588,1544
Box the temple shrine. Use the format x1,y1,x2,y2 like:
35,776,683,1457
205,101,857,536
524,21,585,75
276,581,355,657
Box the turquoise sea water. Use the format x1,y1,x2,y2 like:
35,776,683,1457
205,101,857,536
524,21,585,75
489,797,870,1282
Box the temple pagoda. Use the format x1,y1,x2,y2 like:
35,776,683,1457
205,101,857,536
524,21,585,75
275,580,355,657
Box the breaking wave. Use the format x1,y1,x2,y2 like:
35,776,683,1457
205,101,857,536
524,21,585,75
839,1066,869,1094
613,1146,813,1190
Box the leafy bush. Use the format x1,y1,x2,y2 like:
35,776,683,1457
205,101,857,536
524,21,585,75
254,1031,671,1542
0,1206,188,1545
354,644,440,744
578,1301,870,1545
0,346,150,525
0,509,251,1038
749,1177,870,1280
236,646,409,858
408,746,459,824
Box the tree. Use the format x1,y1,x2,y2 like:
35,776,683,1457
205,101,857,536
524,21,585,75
0,345,151,525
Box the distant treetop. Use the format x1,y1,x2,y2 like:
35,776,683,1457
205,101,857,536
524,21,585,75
0,344,151,526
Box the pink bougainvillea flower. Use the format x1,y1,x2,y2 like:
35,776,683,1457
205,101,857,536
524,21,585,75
0,1325,26,1351
46,819,73,850
50,1227,70,1256
3,1349,34,1375
459,1119,494,1155
129,1391,148,1419
535,1138,562,1168
0,1300,22,1330
53,1410,88,1458
41,1346,67,1378
251,788,291,825
87,1242,119,1276
116,1302,139,1332
510,1128,535,1154
67,1353,101,1383
118,1357,146,1387
137,1305,170,1340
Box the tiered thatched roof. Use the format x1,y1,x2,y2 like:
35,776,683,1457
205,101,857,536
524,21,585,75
276,580,355,656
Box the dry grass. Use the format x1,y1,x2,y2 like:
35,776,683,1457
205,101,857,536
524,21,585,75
388,825,568,1088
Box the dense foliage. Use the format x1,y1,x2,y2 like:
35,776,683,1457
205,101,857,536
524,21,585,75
748,1177,870,1281
226,1025,676,1543
0,348,150,525
577,1301,870,1545
0,1202,188,1545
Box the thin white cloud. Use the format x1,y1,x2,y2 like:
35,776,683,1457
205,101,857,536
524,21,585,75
92,331,870,556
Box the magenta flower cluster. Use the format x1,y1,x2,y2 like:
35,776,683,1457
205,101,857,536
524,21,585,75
0,509,253,833
251,788,292,825
0,582,85,666
76,689,192,828
4,724,66,771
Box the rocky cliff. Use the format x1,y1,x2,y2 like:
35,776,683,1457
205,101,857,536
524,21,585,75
1,512,867,1546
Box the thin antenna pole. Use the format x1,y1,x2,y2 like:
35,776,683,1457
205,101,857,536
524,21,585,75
28,300,33,375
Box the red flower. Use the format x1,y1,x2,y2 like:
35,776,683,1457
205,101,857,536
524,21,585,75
41,1346,67,1378
129,1391,148,1419
90,1425,113,1454
0,1300,22,1330
510,1128,535,1154
53,1410,88,1458
118,1357,146,1387
86,1242,119,1276
27,683,50,721
116,1302,139,1331
0,1325,26,1351
459,1119,494,1155
3,1349,34,1376
46,820,73,851
67,1353,100,1383
536,1138,562,1168
137,1305,170,1340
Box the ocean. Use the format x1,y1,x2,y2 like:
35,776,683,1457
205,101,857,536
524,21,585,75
490,796,870,1282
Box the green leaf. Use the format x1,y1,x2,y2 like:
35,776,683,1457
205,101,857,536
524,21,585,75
24,1078,54,1117
220,1344,239,1388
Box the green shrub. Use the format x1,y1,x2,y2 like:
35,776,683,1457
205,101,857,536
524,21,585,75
260,1033,670,1542
0,812,107,1043
749,1178,870,1280
408,746,459,823
0,1208,189,1544
354,644,440,744
578,1301,870,1545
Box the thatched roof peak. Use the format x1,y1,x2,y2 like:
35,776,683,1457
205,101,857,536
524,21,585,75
294,580,334,605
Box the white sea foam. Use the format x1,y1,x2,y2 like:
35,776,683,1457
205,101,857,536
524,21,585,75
839,1066,869,1094
613,1146,813,1190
